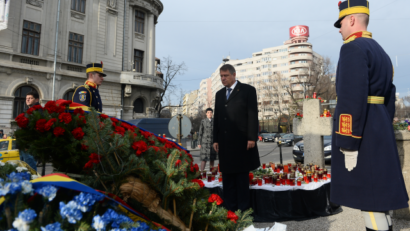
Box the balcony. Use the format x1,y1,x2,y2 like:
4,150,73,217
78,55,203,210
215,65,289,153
289,63,310,69
289,69,309,76
120,72,163,90
288,55,313,62
288,47,313,54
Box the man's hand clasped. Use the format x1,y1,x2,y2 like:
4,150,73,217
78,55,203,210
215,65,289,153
213,141,255,152
247,141,255,150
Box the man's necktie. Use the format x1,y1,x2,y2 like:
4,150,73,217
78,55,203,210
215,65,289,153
226,88,232,99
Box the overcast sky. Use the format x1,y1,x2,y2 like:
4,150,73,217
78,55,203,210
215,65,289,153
155,0,410,102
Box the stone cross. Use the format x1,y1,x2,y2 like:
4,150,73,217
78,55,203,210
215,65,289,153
293,99,333,167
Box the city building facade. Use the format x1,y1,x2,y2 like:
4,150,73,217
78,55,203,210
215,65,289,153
188,26,322,123
0,0,164,134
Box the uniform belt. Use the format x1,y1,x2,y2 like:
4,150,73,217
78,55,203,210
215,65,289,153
367,96,384,104
335,96,384,104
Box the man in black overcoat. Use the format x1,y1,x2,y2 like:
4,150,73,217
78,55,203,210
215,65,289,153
213,64,260,212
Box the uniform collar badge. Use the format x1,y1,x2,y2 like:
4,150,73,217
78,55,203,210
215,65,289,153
85,80,97,89
343,31,372,44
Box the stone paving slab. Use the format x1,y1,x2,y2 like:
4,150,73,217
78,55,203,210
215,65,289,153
254,207,410,231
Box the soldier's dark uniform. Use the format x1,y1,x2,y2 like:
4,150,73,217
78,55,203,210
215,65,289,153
72,63,105,112
330,0,408,215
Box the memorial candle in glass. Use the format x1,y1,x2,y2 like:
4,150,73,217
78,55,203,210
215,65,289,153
262,163,266,169
314,174,318,182
324,168,328,175
297,179,302,186
327,173,331,179
211,175,215,181
207,174,212,182
276,179,281,186
257,177,262,186
323,175,327,181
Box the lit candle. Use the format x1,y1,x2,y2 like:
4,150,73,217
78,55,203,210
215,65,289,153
257,177,262,186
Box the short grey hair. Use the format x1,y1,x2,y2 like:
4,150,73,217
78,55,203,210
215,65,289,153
220,64,236,75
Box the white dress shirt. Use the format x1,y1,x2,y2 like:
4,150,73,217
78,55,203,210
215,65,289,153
226,80,238,98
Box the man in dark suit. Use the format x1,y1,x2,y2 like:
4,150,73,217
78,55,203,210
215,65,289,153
213,64,260,212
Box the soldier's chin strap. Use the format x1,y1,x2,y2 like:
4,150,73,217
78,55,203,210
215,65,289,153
361,211,392,231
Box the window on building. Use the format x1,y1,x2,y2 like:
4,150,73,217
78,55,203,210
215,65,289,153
300,53,307,56
13,86,38,118
281,56,287,59
272,64,277,68
281,63,287,66
68,32,84,64
133,98,144,113
135,10,145,34
71,0,86,13
290,61,296,65
63,90,75,101
264,52,271,55
134,49,144,72
300,60,307,63
281,70,288,74
21,21,41,56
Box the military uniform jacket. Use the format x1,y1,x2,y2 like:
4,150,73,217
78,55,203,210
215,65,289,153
213,81,260,174
72,81,102,112
330,33,409,211
198,118,217,161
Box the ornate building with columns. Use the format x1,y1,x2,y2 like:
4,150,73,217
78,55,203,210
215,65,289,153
0,0,164,134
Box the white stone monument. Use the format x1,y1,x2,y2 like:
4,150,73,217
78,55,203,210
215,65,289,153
293,99,333,167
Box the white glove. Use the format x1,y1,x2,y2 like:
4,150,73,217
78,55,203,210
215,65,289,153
340,148,358,171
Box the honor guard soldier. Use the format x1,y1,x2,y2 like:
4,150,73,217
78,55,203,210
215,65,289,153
331,1,408,230
73,62,105,112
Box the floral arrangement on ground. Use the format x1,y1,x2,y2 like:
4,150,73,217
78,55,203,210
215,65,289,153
10,100,254,231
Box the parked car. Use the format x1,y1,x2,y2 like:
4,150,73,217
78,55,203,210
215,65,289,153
279,133,303,146
293,135,332,163
127,118,179,143
261,134,274,142
0,137,20,162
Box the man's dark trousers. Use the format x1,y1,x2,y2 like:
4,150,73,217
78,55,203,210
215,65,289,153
222,172,250,211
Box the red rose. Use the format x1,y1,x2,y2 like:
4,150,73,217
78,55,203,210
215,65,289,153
114,126,126,136
208,194,223,205
83,162,93,169
32,105,43,110
59,100,72,108
227,211,238,223
44,118,57,131
44,101,63,114
53,127,65,137
301,114,303,117
35,119,47,132
140,130,152,139
296,113,300,116
72,127,84,140
148,139,155,145
157,137,167,144
194,164,199,172
175,160,181,167
110,117,119,124
100,114,109,119
78,115,86,124
121,122,135,131
73,108,85,115
26,107,35,115
58,113,72,124
89,153,101,163
149,146,160,152
132,141,147,156
16,114,29,128
191,179,204,188
81,144,89,150
249,172,254,182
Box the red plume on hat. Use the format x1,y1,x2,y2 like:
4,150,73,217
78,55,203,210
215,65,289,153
101,61,103,68
338,1,342,7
